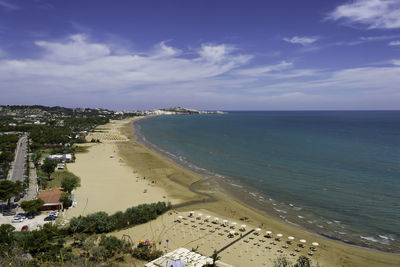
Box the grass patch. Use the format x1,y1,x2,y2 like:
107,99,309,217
48,171,80,189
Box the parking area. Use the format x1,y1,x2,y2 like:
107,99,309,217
0,211,66,231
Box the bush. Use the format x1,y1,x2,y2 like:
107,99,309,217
274,255,293,267
21,199,44,213
132,247,163,261
294,256,312,267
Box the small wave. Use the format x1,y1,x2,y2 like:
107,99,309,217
333,220,341,224
360,236,378,243
379,235,395,241
230,183,243,188
307,221,313,224
317,225,324,229
273,208,287,214
297,215,304,219
249,192,257,197
334,231,346,235
326,221,332,225
289,203,294,207
293,207,302,211
279,215,286,219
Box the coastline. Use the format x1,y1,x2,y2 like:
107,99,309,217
68,117,400,266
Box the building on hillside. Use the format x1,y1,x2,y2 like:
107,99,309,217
37,189,64,211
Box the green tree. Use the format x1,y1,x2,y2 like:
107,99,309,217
0,180,23,208
31,151,42,168
0,224,15,255
21,198,44,213
42,158,57,178
61,176,80,193
59,193,73,209
274,255,293,267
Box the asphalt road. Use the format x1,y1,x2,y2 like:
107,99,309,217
9,135,27,183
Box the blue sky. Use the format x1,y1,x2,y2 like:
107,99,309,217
0,0,399,110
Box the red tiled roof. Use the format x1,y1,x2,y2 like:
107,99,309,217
38,189,63,203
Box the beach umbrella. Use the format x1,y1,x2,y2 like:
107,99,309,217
205,215,211,221
240,224,246,229
145,239,150,243
139,240,144,243
288,236,295,241
178,216,183,220
214,217,219,222
277,234,283,238
266,231,272,234
198,213,203,217
229,230,235,235
300,239,306,244
222,219,228,225
312,242,319,247
189,211,194,216
255,228,261,231
231,222,237,227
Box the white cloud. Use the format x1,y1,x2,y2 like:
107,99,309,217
35,34,111,63
0,33,399,110
329,0,400,29
0,0,19,10
0,34,251,97
388,40,400,46
283,36,318,46
235,61,292,76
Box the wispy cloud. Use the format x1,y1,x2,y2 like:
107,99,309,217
0,0,19,10
283,36,318,46
328,0,400,29
388,40,400,46
0,33,399,110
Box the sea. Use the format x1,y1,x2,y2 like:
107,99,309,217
133,111,400,252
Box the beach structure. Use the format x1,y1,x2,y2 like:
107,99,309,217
37,189,64,211
144,247,233,267
45,153,72,162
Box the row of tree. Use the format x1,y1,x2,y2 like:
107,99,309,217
69,202,169,234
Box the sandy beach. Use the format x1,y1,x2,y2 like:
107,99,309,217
67,117,400,267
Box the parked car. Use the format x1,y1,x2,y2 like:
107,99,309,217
21,225,29,231
44,216,56,221
49,211,59,217
27,213,35,219
2,211,16,216
12,216,24,223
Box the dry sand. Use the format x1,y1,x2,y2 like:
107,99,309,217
68,118,400,266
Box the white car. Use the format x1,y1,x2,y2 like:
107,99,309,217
49,211,59,217
12,216,24,223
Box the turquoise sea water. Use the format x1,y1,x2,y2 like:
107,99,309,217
134,111,400,252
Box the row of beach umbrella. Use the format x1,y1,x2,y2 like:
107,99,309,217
185,211,320,248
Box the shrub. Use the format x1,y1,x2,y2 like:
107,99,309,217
132,247,163,261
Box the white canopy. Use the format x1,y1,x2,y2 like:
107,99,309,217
197,213,203,217
300,239,306,243
214,217,219,221
229,230,235,235
206,215,211,219
178,216,183,219
255,228,261,231
223,220,228,223
312,242,319,246
240,224,246,228
288,236,295,240
231,222,237,225
277,233,283,238
266,231,272,234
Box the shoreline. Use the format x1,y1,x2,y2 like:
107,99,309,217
69,117,400,266
133,115,399,254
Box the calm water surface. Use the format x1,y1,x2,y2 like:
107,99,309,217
134,111,400,252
